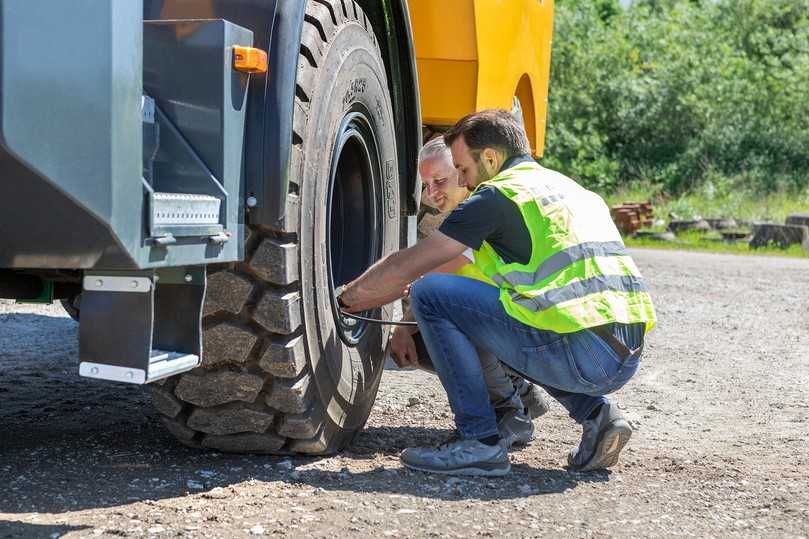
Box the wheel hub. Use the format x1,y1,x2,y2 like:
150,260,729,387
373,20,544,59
326,110,383,345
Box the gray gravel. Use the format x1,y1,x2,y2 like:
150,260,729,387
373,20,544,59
1,248,808,538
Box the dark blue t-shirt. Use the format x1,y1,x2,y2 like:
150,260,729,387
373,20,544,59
438,157,534,265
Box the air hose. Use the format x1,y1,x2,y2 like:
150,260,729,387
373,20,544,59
334,285,418,327
339,311,418,327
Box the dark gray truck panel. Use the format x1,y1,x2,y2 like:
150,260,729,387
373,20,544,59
0,0,423,389
0,0,421,272
0,1,143,269
0,1,251,270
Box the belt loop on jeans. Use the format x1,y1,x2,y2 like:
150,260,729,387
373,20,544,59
591,324,643,362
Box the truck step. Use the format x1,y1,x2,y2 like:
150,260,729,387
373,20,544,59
149,192,223,239
148,349,200,382
80,350,199,384
152,192,220,226
78,269,205,385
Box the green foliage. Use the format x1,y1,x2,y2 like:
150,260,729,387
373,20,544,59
542,0,809,196
625,231,809,259
607,181,809,224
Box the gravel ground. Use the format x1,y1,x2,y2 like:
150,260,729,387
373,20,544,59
1,248,808,538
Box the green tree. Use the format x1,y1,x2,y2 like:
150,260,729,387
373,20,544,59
543,0,809,195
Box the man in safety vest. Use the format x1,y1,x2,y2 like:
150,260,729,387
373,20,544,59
338,109,656,476
390,136,550,448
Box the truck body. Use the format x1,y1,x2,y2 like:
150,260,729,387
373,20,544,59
0,0,553,453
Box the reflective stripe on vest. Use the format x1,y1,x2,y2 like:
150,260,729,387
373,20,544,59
471,162,657,334
491,240,628,288
510,274,649,312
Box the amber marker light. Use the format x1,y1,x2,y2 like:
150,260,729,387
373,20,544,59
233,46,268,74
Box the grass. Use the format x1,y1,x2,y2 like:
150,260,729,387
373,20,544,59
604,184,809,259
605,184,809,225
624,231,809,259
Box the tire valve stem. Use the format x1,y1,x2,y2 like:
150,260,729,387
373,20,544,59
343,315,358,328
334,285,357,327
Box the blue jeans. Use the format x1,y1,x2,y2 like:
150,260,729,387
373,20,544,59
410,274,643,440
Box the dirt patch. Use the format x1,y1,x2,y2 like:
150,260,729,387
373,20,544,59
1,249,808,538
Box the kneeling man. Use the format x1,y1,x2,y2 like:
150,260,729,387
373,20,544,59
391,136,550,448
338,110,656,476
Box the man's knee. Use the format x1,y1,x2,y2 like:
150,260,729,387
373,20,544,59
410,274,441,319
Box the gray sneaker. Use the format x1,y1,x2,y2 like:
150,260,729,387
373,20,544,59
520,382,551,419
497,410,535,448
568,401,632,471
507,372,551,419
400,438,511,476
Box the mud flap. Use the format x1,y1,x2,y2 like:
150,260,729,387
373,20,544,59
78,268,205,384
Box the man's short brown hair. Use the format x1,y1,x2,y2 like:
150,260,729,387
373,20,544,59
443,109,531,159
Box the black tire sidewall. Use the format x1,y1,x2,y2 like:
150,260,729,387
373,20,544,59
297,21,399,434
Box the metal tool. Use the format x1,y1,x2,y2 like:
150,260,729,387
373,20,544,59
334,285,418,327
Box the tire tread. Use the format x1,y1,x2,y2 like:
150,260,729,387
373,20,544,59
152,0,389,456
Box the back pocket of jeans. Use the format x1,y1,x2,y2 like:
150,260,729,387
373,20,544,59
566,332,613,389
519,337,586,393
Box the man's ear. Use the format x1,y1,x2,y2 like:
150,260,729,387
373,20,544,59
481,148,502,176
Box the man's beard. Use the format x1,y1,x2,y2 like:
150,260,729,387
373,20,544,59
467,157,492,192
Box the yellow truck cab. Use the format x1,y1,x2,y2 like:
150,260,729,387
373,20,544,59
412,0,554,155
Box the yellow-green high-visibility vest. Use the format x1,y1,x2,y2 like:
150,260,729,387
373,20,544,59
472,161,657,334
455,248,497,286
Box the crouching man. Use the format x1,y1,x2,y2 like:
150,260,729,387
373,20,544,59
390,136,550,448
338,110,656,476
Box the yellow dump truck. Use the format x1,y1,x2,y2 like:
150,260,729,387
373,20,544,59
0,0,553,454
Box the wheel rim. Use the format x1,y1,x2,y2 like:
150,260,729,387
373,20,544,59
326,109,383,346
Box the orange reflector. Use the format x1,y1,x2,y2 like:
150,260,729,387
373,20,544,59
233,46,268,74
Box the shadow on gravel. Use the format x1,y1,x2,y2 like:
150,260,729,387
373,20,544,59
284,463,609,501
0,312,74,335
351,426,551,457
0,312,608,515
0,422,608,515
0,313,147,439
0,443,608,514
0,521,89,538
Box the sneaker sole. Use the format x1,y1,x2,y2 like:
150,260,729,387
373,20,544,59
401,461,511,477
580,421,632,471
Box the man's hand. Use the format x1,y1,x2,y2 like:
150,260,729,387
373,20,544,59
339,232,466,312
342,283,411,313
389,326,419,368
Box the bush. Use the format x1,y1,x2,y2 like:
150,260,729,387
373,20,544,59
542,0,809,195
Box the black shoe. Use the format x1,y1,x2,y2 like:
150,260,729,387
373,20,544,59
568,402,632,471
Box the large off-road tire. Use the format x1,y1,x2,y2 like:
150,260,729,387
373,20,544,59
151,0,400,454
